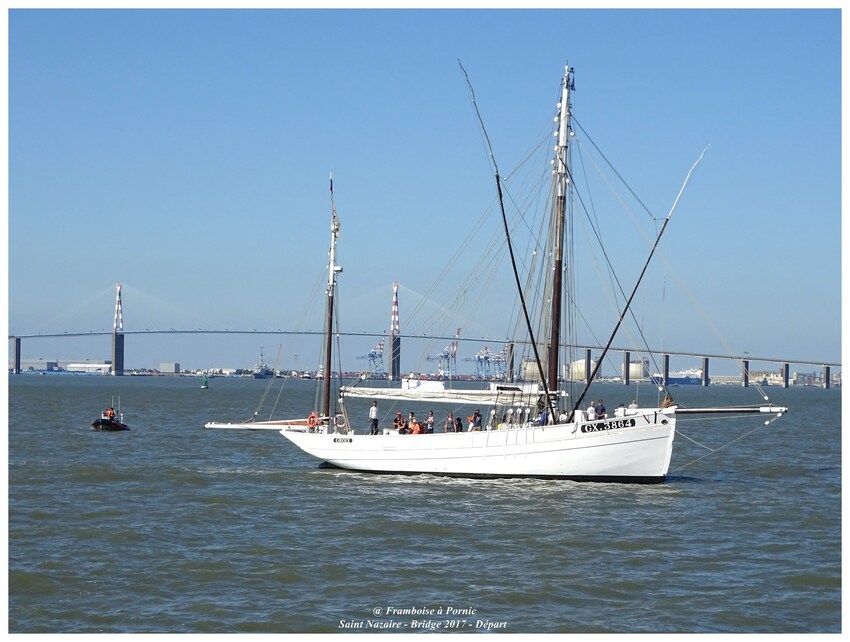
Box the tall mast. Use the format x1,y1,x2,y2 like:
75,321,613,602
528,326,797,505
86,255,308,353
547,66,573,391
324,174,342,419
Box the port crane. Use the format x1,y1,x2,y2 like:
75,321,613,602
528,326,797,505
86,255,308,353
427,328,460,378
357,338,385,376
464,345,492,380
490,344,509,379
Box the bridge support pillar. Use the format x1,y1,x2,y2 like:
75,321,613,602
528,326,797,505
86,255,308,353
824,365,831,389
702,357,710,386
585,348,592,384
388,335,401,381
623,351,630,385
782,363,790,388
13,337,21,374
112,332,124,376
742,359,749,387
662,354,670,387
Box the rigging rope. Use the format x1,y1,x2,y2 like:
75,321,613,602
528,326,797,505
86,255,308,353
458,59,555,419
255,369,277,418
269,375,289,420
572,116,658,223
672,413,779,473
569,146,710,418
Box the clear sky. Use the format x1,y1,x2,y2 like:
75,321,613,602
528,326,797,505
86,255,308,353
5,5,844,375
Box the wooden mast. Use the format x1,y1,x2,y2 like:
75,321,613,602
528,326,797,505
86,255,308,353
547,66,573,391
459,61,571,420
323,174,342,421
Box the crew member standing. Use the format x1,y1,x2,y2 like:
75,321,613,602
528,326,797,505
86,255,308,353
368,400,379,435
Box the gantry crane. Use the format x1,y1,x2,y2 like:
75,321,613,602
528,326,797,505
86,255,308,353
427,328,460,378
357,338,385,376
463,345,492,380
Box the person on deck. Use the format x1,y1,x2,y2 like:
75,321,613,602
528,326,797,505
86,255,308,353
444,412,455,432
368,401,379,435
586,402,597,421
393,412,408,433
425,410,435,433
595,399,607,419
405,412,420,434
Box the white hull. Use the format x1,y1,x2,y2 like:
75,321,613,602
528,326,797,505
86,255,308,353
277,410,676,483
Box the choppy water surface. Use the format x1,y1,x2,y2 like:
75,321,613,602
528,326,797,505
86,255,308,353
8,375,841,632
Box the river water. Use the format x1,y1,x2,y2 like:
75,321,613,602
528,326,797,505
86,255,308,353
7,374,841,633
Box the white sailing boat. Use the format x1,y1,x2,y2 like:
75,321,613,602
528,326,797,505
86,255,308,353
276,66,787,482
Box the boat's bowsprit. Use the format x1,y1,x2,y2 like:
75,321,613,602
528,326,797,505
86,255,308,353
672,406,789,415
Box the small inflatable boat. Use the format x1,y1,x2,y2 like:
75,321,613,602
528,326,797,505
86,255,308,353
92,409,130,431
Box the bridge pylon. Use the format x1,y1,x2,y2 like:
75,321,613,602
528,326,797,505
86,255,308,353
111,282,125,376
388,282,401,381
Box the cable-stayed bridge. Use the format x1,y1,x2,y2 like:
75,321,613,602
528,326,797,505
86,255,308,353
9,328,840,388
9,283,841,387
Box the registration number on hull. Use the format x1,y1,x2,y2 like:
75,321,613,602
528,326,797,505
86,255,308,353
580,418,636,433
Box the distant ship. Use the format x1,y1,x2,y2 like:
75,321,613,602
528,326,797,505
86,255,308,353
651,368,703,386
252,348,275,379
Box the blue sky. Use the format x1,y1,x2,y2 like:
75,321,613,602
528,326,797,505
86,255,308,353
6,7,843,375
